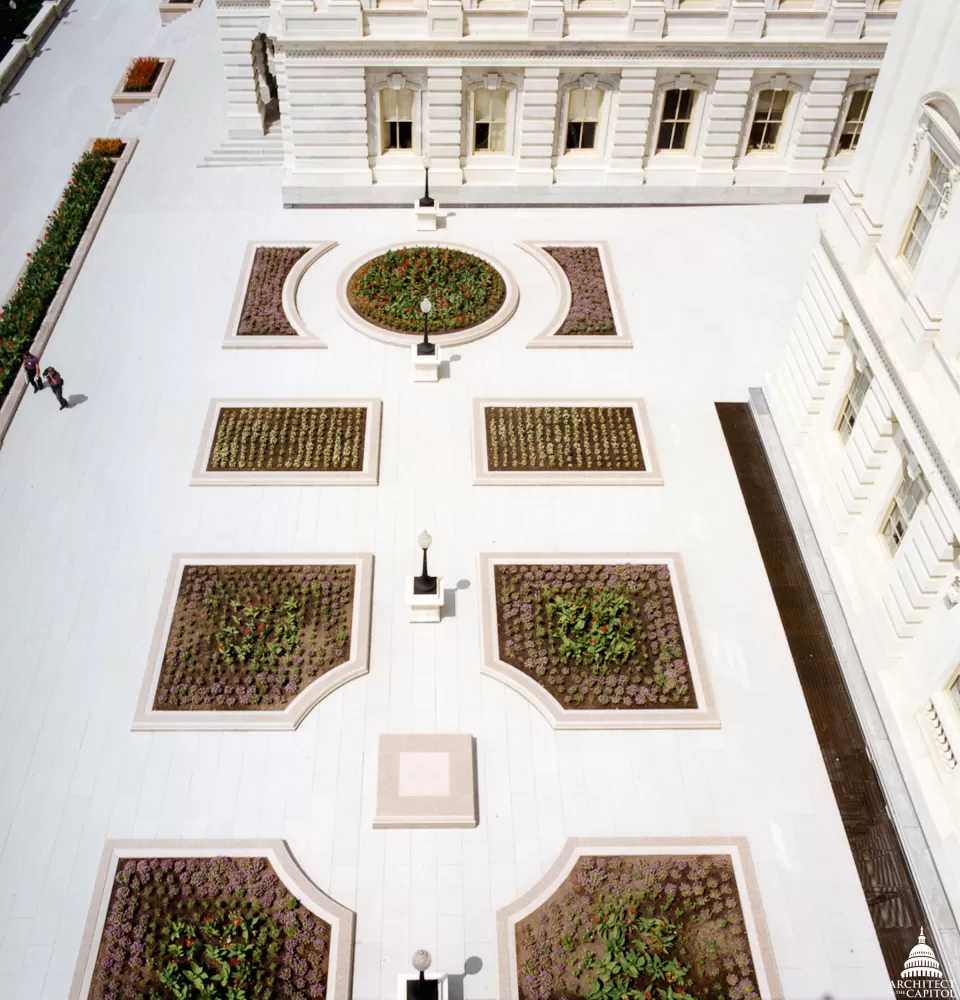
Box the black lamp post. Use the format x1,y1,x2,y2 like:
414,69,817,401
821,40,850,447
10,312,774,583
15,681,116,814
407,949,438,1000
413,531,437,595
418,154,434,208
417,297,435,356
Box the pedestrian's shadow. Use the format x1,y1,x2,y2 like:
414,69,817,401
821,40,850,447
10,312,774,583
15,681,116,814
67,394,88,408
447,956,482,1000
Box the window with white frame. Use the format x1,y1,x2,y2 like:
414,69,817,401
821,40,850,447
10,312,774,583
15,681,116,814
951,673,960,713
380,88,414,153
657,89,697,152
901,154,950,269
565,88,603,152
747,89,791,152
837,90,873,153
880,467,930,554
837,364,873,443
474,89,508,154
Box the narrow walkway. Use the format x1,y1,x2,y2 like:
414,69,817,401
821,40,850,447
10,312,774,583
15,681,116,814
716,401,930,980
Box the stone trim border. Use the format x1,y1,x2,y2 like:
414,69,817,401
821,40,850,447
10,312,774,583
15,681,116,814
223,241,336,349
0,0,70,99
471,398,661,485
495,836,782,1000
334,241,519,348
0,139,137,449
68,839,355,1000
160,0,203,24
478,552,719,730
518,241,631,349
190,398,382,485
111,58,174,116
132,552,373,731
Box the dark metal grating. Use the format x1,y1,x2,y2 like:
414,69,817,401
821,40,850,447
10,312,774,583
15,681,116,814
715,402,930,980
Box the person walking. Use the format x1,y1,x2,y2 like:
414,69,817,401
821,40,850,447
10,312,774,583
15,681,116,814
22,352,43,392
42,366,69,410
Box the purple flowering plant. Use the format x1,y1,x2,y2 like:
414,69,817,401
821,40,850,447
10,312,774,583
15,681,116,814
238,248,309,337
516,855,760,1000
91,856,331,1000
545,247,617,336
495,564,694,710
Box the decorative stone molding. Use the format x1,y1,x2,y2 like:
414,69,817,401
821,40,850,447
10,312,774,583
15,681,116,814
471,398,661,485
223,241,336,349
374,734,478,828
909,122,930,173
191,398,382,485
69,840,355,1000
924,700,958,770
478,552,719,730
495,836,782,1000
940,168,958,218
111,58,175,116
519,241,631,349
334,242,519,348
132,552,373,731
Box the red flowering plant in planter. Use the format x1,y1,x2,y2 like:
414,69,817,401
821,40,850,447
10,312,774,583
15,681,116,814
124,57,162,93
91,138,125,157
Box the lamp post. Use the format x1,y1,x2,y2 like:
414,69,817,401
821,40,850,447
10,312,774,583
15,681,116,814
419,154,434,208
414,530,437,595
407,949,438,1000
418,297,435,356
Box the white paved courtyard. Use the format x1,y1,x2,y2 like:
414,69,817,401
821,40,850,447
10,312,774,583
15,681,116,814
0,2,895,999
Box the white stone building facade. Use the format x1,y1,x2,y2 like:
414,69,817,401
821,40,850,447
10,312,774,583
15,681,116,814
767,0,960,930
215,0,900,203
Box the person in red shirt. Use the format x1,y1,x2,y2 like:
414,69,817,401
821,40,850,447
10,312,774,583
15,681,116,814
21,352,42,392
42,366,68,410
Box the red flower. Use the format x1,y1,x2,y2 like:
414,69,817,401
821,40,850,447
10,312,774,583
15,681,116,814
600,625,608,633
235,917,242,926
230,958,239,966
257,623,265,631
593,917,600,924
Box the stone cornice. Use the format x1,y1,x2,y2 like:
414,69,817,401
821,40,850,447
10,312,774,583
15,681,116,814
281,43,887,64
216,0,270,8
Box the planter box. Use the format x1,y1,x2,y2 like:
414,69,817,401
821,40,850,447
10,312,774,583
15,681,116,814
0,139,137,449
111,57,174,115
159,0,202,23
0,41,30,98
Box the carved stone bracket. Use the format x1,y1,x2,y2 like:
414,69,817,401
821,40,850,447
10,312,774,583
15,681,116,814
909,121,930,173
939,167,958,218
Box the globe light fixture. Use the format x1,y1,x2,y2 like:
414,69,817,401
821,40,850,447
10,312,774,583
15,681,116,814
414,530,437,595
419,153,434,209
408,949,438,1000
418,296,435,356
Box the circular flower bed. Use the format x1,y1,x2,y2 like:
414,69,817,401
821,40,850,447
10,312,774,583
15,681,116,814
346,246,506,335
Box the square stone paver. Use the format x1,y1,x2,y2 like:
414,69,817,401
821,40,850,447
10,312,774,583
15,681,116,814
375,735,477,829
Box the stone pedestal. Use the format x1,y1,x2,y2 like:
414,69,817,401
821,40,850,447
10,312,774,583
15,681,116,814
411,346,441,382
396,975,449,1000
414,201,440,230
408,576,443,621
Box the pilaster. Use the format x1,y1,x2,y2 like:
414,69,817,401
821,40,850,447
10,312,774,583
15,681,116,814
425,67,464,186
835,379,896,519
700,68,752,184
788,68,850,185
607,68,656,186
516,67,560,186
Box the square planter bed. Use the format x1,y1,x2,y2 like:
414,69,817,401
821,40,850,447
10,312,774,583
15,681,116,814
111,57,174,115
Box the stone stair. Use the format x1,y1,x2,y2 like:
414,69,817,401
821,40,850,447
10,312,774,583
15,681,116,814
199,120,283,168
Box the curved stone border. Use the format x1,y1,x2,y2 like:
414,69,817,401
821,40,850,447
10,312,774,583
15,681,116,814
495,836,782,1000
223,241,336,349
478,552,718,730
111,58,174,116
0,139,137,450
132,552,373,731
519,241,631,349
190,398,381,486
334,241,519,348
471,397,662,486
69,839,355,1000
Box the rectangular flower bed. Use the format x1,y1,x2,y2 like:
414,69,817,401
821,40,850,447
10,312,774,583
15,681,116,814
521,242,630,349
497,838,781,1000
191,399,381,486
70,841,355,1000
479,554,717,730
134,553,373,730
224,242,334,348
111,57,173,115
473,398,661,485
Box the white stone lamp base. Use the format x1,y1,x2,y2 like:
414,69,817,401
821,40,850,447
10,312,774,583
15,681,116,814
411,345,441,382
408,576,443,621
375,734,477,829
414,201,440,230
396,974,449,1000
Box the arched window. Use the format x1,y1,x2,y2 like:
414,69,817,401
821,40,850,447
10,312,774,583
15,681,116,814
837,90,873,153
901,153,950,269
565,89,603,152
657,88,697,152
381,88,414,153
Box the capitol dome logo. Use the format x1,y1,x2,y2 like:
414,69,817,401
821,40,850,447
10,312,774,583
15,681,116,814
893,929,955,998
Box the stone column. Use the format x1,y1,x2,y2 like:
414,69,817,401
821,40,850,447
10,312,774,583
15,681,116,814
425,67,464,186
607,68,656,186
516,67,561,186
699,68,752,184
787,68,850,185
216,11,271,138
